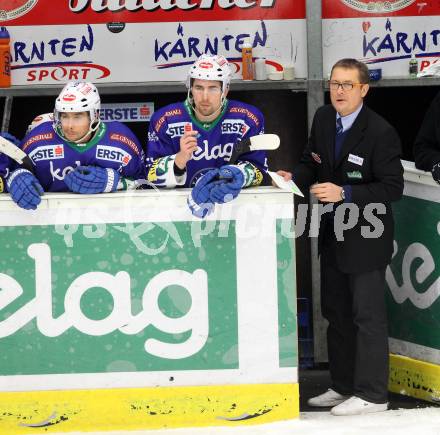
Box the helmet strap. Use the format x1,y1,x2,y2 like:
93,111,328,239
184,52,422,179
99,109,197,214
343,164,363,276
72,119,100,144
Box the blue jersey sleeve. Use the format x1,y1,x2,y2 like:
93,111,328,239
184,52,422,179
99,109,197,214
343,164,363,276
0,132,23,192
146,110,180,162
145,106,186,188
233,104,268,187
108,122,146,181
0,154,10,193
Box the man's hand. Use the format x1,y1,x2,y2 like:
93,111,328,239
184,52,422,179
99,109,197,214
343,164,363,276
187,168,221,218
7,169,43,210
175,130,198,170
275,170,292,184
64,166,120,194
310,182,343,203
210,165,245,204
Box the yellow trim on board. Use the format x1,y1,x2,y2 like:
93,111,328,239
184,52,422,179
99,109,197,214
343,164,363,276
389,353,440,403
0,383,299,434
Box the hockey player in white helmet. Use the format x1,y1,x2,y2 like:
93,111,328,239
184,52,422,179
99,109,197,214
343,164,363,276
53,81,101,143
186,53,231,122
26,113,54,135
7,81,145,210
146,54,269,218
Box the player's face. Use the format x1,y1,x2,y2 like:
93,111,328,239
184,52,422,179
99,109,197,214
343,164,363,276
330,67,369,117
191,79,225,117
60,112,91,142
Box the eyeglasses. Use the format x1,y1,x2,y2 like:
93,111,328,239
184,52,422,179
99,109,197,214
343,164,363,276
329,81,365,91
192,85,222,95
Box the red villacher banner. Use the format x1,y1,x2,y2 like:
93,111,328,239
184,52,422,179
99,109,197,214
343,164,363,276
323,0,440,19
1,0,305,25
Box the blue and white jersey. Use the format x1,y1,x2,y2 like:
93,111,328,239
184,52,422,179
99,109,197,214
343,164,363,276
146,99,268,187
17,121,145,192
0,154,10,193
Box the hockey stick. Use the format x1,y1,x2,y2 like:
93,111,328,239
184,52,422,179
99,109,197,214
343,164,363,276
0,135,34,173
228,133,280,164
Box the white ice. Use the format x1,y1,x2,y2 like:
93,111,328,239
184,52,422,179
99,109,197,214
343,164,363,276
47,408,440,435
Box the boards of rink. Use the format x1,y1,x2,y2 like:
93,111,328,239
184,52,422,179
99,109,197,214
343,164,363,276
0,188,299,433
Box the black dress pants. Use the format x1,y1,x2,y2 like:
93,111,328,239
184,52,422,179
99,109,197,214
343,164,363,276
320,242,389,404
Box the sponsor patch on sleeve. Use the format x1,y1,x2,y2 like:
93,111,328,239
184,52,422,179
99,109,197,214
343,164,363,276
109,133,140,156
22,133,54,152
96,145,132,166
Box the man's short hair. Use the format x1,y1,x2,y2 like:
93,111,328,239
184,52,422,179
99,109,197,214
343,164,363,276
331,58,370,84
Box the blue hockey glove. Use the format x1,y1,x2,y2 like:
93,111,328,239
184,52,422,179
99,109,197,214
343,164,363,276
210,165,245,204
7,168,43,210
187,168,221,218
64,166,120,194
0,131,21,147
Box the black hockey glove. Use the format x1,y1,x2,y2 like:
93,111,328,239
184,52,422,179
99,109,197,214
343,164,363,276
432,162,440,185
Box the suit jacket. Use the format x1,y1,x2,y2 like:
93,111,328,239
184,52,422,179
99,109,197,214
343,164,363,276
414,91,440,171
294,104,404,274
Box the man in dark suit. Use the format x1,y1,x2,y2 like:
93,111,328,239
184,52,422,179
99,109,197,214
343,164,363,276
413,91,440,183
281,58,403,415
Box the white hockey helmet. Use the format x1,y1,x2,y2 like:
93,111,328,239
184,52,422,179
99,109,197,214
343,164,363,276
54,81,101,141
186,54,232,95
26,112,54,134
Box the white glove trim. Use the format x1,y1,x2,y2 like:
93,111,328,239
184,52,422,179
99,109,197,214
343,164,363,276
104,168,116,193
7,169,33,189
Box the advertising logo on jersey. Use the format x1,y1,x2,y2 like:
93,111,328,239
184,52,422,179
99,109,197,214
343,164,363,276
342,0,416,13
148,131,159,142
166,122,192,138
221,119,250,136
96,145,132,166
0,0,38,22
22,132,54,151
29,144,64,162
12,25,111,83
100,103,154,123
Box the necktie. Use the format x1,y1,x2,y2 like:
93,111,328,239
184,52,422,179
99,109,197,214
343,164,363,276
334,117,345,161
336,117,343,135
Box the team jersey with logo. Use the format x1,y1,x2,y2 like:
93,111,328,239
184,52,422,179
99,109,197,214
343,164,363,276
146,100,268,187
17,121,145,192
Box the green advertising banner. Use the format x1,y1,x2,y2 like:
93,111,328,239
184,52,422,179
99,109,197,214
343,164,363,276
0,221,240,375
0,190,297,392
0,189,300,433
387,195,440,352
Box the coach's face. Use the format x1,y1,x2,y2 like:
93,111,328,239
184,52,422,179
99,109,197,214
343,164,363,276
330,67,369,117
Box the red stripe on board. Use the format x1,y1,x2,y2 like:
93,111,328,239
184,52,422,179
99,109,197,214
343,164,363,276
323,0,440,18
2,0,306,26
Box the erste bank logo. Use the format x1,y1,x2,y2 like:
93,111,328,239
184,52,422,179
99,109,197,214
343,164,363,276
0,0,38,21
29,144,64,162
342,0,416,13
